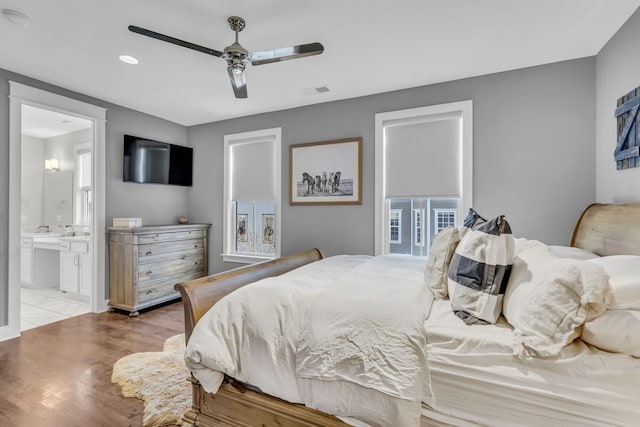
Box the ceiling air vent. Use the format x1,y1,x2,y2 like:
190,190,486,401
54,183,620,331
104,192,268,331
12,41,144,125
302,86,330,96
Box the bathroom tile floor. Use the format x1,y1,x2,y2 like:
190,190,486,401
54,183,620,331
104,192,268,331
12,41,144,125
21,288,90,331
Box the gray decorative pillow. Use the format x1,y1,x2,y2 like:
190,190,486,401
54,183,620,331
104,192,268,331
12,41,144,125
447,215,514,325
459,208,487,238
424,227,460,299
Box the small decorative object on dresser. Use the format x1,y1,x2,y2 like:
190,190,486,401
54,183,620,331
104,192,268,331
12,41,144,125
107,223,210,316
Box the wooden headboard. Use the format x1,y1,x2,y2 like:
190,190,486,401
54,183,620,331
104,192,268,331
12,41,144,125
570,203,640,256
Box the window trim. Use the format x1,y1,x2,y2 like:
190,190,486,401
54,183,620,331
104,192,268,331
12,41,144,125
389,208,402,244
433,208,457,235
74,142,92,226
223,128,281,264
374,100,473,255
413,208,425,247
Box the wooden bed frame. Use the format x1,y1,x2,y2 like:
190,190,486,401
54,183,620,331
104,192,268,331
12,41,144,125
174,204,640,427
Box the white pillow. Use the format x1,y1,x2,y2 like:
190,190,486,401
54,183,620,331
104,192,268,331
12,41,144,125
424,227,460,299
503,245,613,359
549,245,599,261
586,255,640,310
581,310,640,357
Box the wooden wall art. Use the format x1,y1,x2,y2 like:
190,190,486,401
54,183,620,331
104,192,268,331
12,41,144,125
615,87,640,170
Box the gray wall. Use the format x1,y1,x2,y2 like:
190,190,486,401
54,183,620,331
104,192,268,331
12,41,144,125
21,136,44,227
188,58,596,275
0,69,188,325
0,55,601,324
596,7,640,203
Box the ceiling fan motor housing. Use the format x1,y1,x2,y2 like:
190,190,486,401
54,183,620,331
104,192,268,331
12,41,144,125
223,42,249,72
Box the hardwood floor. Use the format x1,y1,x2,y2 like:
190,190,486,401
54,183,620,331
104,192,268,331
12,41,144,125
0,300,185,427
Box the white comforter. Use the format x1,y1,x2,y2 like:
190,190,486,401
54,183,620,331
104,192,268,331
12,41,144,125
184,254,433,427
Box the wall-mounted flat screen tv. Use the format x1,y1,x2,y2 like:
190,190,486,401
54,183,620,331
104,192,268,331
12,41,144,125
123,134,193,186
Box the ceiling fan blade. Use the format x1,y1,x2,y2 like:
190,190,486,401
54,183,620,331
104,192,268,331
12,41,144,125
227,68,248,98
128,25,223,57
250,42,324,66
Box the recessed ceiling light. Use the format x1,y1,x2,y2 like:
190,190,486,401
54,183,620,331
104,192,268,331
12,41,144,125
2,9,31,27
119,55,139,65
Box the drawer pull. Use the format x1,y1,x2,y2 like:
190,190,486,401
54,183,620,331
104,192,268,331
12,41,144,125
194,261,199,265
194,245,199,249
145,270,152,275
152,234,159,240
145,251,153,256
146,289,153,295
181,255,186,260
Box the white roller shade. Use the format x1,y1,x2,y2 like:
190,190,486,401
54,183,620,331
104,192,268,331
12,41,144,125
385,117,460,198
231,139,275,200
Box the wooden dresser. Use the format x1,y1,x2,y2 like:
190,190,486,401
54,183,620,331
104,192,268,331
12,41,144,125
107,224,210,316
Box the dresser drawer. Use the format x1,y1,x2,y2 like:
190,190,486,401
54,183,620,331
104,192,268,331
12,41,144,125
137,229,205,244
138,239,204,260
137,252,205,283
137,269,205,303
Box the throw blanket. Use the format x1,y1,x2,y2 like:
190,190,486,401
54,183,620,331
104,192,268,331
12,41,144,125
185,255,432,427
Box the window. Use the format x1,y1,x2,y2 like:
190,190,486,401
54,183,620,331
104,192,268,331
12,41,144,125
223,128,281,263
389,209,402,244
388,198,457,255
375,101,472,255
74,144,92,226
413,208,424,247
434,208,457,235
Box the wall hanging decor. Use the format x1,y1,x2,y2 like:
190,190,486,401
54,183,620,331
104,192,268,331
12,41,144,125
615,87,640,170
290,137,362,205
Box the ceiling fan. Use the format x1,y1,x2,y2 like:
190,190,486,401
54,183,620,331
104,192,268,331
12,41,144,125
129,16,324,99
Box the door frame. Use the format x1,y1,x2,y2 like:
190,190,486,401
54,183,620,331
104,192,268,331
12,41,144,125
1,82,107,341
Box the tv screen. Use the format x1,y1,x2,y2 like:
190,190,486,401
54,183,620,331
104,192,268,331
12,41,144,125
123,135,193,186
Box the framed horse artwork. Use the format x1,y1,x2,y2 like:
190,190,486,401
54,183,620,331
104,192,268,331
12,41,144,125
289,137,362,205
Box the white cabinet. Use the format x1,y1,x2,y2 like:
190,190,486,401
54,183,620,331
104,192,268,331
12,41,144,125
59,239,92,296
20,238,33,285
59,251,77,293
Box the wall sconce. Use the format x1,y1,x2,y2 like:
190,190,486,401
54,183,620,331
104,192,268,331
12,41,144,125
45,158,59,171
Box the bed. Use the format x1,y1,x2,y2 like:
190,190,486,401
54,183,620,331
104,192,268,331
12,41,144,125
174,203,640,427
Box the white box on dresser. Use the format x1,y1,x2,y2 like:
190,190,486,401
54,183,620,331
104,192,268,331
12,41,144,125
107,223,210,316
112,217,143,228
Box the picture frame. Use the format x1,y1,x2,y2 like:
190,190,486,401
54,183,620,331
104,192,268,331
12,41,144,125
236,213,248,242
262,214,275,243
289,137,362,205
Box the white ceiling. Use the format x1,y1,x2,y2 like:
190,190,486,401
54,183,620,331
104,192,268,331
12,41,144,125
1,0,639,127
21,104,92,139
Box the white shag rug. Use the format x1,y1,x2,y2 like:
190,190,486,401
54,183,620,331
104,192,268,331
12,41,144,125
112,334,191,427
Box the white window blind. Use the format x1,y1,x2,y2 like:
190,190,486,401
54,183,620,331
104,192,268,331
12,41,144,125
230,139,275,200
384,115,460,198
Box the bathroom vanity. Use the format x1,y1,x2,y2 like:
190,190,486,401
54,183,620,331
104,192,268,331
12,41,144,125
20,233,92,297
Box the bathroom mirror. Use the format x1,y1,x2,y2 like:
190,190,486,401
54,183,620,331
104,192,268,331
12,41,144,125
42,171,73,227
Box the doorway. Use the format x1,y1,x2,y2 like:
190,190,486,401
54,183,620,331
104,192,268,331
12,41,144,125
1,82,107,341
20,105,93,330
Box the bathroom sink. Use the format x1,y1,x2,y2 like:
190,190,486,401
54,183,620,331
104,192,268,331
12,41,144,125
22,232,65,238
